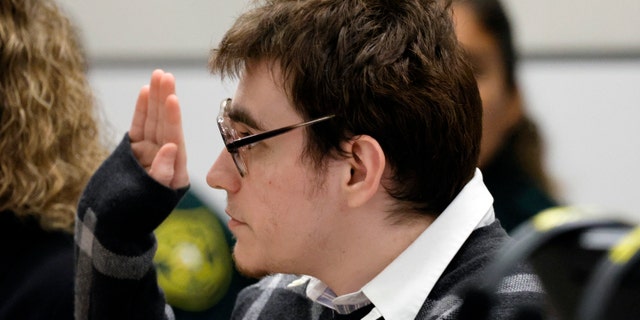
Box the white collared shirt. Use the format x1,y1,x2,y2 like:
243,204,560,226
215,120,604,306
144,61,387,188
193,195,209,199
303,168,495,320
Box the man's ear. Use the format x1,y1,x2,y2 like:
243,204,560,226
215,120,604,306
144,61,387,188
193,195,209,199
341,135,386,208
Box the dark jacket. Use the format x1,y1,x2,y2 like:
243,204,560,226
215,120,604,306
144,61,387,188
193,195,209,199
0,211,74,319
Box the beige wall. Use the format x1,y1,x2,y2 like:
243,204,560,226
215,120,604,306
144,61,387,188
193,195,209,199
504,0,640,56
59,0,640,62
57,0,250,61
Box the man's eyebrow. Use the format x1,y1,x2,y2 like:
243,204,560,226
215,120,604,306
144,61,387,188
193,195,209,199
227,103,266,131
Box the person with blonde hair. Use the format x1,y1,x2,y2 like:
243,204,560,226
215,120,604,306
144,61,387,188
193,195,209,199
0,0,108,318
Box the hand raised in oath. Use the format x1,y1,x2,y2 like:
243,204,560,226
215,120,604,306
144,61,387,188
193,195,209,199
129,69,189,189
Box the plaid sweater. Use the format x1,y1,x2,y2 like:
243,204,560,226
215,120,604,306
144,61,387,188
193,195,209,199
232,222,545,320
74,135,545,320
75,135,186,320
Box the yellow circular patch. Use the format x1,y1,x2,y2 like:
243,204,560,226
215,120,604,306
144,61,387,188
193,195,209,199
154,207,233,311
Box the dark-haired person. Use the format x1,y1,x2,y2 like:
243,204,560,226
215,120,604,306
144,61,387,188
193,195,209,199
452,0,558,232
74,0,546,319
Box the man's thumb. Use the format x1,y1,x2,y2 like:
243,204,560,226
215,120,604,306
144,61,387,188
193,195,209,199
149,143,178,187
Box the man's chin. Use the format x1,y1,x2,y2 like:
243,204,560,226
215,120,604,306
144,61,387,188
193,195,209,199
232,251,270,279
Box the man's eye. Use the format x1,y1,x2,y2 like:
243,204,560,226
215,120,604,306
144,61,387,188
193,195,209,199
239,131,253,138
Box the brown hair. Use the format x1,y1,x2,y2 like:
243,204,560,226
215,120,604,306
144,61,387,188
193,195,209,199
0,0,109,232
210,0,482,216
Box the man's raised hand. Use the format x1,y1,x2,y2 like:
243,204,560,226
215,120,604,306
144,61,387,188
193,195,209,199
129,69,189,189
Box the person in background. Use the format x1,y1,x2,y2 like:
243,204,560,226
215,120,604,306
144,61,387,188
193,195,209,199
0,0,109,318
452,0,558,232
74,0,548,319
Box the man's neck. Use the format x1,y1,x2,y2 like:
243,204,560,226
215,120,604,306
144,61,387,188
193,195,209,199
312,211,435,296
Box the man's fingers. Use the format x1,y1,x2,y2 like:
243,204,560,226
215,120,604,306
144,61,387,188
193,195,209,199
129,69,188,189
157,72,176,143
163,94,189,188
160,76,188,189
144,69,164,142
130,85,150,142
131,140,159,169
162,95,182,144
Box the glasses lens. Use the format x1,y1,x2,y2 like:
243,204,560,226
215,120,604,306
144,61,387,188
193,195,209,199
232,152,247,177
218,98,248,176
218,99,235,144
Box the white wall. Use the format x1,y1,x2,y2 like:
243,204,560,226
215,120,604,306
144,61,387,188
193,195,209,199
503,0,640,55
57,0,251,61
521,59,640,222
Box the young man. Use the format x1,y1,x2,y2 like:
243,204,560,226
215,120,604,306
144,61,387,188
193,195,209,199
75,0,544,319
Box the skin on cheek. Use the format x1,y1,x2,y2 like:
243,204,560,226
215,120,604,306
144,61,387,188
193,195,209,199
274,169,330,266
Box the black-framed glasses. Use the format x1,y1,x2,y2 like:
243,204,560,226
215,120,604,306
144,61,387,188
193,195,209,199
217,98,335,177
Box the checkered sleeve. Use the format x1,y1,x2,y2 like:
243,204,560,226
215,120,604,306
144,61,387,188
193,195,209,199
74,134,188,320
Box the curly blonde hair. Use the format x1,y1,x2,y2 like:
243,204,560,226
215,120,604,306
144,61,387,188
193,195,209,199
0,0,108,233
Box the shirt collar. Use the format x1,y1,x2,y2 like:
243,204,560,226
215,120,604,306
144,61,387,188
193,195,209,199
303,168,494,320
